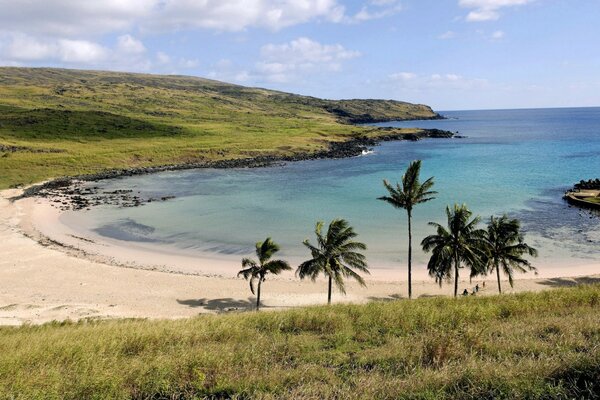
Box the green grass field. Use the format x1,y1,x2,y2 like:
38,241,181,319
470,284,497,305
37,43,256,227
0,67,438,189
1,285,598,399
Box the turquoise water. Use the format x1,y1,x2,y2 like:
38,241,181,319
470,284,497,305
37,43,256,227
65,107,600,268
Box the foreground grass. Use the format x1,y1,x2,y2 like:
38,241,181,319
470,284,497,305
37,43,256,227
1,285,599,399
0,67,436,189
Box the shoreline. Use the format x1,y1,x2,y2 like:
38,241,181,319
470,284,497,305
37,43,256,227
13,128,455,201
2,187,600,326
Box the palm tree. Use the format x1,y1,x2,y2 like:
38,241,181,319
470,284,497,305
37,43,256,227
484,215,538,294
238,237,291,310
379,160,436,299
298,219,369,304
421,204,487,297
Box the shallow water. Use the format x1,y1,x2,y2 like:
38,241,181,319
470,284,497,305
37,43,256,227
63,107,600,269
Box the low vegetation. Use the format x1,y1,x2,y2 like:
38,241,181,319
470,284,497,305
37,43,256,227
0,67,439,189
0,285,598,399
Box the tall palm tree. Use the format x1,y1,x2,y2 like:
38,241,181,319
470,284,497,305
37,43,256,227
484,215,538,294
298,219,369,304
238,237,291,310
421,204,487,297
379,160,436,299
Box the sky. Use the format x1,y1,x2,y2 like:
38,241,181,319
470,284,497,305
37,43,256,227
0,0,599,111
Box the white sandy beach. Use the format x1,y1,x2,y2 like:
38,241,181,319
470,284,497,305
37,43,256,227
1,188,599,326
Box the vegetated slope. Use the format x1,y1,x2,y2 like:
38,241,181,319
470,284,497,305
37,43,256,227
0,284,598,399
0,67,439,188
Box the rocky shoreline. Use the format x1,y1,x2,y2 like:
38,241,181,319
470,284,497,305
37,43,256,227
563,179,600,212
14,128,457,211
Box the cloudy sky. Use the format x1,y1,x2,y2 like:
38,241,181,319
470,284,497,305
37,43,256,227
1,0,598,110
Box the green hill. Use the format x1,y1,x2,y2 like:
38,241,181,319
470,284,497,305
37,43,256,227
0,67,440,188
1,285,598,399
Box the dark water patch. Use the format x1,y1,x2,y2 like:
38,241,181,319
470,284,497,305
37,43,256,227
563,150,600,159
94,218,159,243
515,187,600,257
175,241,253,255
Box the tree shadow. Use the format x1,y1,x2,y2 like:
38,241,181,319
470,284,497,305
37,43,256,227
367,294,405,302
537,276,600,288
177,297,254,312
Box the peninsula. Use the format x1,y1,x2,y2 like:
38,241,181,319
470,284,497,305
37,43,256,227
564,179,600,210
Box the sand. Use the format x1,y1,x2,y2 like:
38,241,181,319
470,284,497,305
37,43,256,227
1,188,599,326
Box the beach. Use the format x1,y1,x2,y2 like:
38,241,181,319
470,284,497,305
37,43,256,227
1,187,599,326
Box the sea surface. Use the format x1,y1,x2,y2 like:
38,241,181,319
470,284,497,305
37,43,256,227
62,107,600,270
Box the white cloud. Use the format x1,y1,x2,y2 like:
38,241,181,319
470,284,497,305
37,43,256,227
261,37,360,65
116,34,146,54
491,30,505,39
3,35,55,61
206,59,250,83
0,33,160,70
257,37,360,82
3,34,109,63
0,0,402,37
156,51,171,64
0,0,155,36
389,72,416,81
459,0,535,22
0,0,353,37
438,30,457,40
348,0,402,23
179,58,199,69
151,0,346,32
58,39,111,63
389,71,489,90
205,37,360,84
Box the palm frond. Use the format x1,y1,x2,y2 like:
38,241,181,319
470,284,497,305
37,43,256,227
264,259,292,274
297,219,369,298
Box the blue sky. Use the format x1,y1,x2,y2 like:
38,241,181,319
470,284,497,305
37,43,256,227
0,0,598,110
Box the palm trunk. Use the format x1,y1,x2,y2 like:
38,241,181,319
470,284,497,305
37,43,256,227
256,279,262,311
407,210,412,299
327,275,332,304
495,260,502,294
454,251,460,298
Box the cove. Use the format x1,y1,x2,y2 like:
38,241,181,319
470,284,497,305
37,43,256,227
61,107,600,271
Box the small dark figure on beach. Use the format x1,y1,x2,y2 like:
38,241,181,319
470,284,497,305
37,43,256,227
462,289,469,296
482,281,486,288
475,284,480,292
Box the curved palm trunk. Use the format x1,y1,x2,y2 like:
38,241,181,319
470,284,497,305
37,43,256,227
407,210,412,299
495,260,502,294
256,279,262,311
454,251,460,298
327,275,333,304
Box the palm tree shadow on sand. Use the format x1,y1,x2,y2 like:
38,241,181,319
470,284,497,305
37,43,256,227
537,276,600,288
176,298,255,312
367,294,405,302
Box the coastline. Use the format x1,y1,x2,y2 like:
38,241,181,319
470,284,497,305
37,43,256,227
2,187,600,326
14,128,455,200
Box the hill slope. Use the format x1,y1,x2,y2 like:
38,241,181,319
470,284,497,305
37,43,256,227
0,67,440,188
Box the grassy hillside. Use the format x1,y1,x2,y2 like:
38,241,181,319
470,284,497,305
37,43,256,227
1,285,599,399
0,67,439,189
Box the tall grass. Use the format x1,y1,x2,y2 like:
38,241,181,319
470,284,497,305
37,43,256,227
1,285,599,399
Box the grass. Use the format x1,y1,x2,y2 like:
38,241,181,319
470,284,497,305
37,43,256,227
0,67,437,189
1,285,599,399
